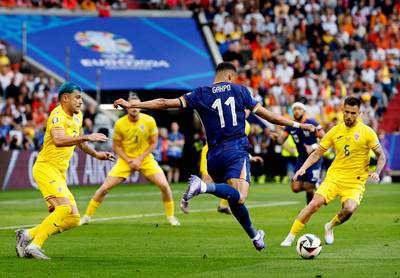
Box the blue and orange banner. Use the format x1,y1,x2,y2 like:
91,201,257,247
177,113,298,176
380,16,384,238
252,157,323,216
0,15,215,90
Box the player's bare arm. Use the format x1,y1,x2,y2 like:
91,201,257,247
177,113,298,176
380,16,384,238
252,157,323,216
255,106,316,132
50,127,108,147
293,147,325,181
77,129,115,161
369,145,386,182
138,134,158,161
114,98,181,110
113,139,131,163
304,127,326,154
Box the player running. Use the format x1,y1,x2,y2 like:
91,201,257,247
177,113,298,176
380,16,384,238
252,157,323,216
15,82,115,260
274,102,325,203
81,93,180,226
114,62,315,251
280,97,386,246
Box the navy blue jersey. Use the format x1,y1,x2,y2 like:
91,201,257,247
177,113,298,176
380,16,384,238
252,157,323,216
181,82,259,148
284,118,322,158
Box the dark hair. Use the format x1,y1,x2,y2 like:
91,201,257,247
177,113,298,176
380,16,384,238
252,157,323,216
344,97,361,108
128,91,140,101
216,62,237,73
58,82,83,100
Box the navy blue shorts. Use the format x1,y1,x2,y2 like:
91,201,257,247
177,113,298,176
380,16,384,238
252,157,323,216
207,140,251,184
295,157,322,184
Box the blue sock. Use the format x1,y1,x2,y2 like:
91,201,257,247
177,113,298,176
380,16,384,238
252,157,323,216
228,200,258,239
205,183,240,202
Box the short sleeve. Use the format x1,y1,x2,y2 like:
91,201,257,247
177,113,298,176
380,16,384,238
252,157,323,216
242,86,260,113
366,128,380,150
319,127,335,151
113,121,123,141
181,88,199,109
48,112,65,130
148,117,158,137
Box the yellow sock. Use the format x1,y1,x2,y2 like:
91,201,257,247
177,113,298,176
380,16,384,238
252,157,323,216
59,214,80,232
329,214,341,228
163,200,174,218
31,205,71,247
27,225,40,239
219,199,229,207
85,199,101,217
289,219,305,236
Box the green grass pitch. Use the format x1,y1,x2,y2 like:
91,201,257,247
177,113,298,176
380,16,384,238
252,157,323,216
0,182,399,277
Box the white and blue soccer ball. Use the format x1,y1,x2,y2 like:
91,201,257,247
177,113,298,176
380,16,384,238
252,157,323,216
296,234,322,259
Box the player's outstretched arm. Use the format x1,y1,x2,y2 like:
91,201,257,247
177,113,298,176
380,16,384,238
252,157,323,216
255,106,316,132
78,142,115,162
51,128,108,147
369,145,386,182
293,147,325,181
114,98,181,110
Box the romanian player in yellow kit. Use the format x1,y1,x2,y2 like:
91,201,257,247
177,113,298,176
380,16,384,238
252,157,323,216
81,94,180,226
280,97,386,246
15,82,115,260
198,120,263,214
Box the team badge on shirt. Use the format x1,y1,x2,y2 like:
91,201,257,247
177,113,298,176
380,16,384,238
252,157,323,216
52,117,59,124
140,124,144,131
354,133,360,141
74,117,80,124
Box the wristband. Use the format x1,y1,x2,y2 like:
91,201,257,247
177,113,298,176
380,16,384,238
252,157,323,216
292,122,300,128
311,143,318,150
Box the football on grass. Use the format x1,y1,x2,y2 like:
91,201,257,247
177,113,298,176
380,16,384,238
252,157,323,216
296,234,322,259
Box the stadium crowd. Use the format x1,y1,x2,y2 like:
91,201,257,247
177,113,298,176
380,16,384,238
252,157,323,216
0,0,399,181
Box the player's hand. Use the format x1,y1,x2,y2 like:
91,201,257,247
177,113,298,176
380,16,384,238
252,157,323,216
114,98,131,109
270,132,279,141
300,123,316,133
251,156,264,164
369,172,380,183
293,168,306,181
128,158,142,171
86,133,108,142
96,152,116,162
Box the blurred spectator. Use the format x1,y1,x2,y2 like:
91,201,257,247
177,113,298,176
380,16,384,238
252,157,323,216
167,122,184,183
81,0,96,11
97,0,111,17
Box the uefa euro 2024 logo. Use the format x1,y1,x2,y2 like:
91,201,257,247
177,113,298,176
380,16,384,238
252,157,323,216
74,31,169,70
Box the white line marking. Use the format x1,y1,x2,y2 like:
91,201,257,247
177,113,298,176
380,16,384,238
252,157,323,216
0,201,299,230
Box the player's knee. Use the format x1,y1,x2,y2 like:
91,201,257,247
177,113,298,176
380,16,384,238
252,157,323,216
238,194,247,204
291,186,302,193
343,203,357,215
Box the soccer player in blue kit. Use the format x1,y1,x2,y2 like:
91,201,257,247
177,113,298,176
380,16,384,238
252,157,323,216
114,62,316,251
275,102,325,204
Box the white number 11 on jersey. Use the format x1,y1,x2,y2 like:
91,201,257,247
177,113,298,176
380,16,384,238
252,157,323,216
211,97,237,128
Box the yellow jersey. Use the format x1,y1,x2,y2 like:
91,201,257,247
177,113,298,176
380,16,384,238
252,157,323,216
319,121,380,183
113,113,158,158
36,105,83,171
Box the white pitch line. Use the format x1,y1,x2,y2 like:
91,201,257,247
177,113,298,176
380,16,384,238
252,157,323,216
0,190,183,205
0,201,299,230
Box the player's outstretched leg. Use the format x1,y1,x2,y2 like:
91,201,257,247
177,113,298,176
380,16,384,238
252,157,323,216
81,176,123,225
181,175,241,214
281,195,325,247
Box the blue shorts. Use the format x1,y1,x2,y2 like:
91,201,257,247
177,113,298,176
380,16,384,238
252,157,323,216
207,139,251,184
295,157,322,184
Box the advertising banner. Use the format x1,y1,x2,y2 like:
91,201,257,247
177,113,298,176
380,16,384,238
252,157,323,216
0,150,148,190
0,15,215,90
